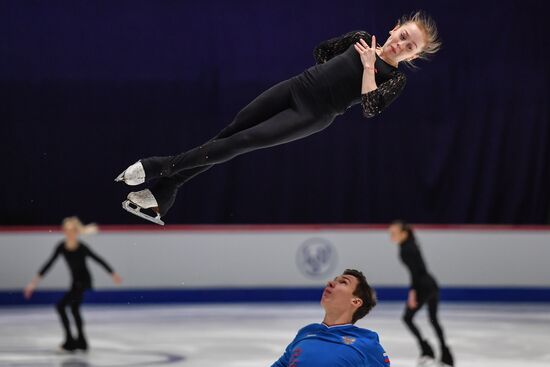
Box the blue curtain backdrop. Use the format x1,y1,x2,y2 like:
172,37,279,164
1,0,549,225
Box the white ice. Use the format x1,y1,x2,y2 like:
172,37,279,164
0,302,549,366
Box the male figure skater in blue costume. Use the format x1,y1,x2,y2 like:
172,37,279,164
271,269,390,367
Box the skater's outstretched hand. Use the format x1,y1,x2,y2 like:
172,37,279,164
111,272,122,285
407,289,418,309
23,276,40,300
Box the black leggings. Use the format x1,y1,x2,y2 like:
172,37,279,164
402,289,448,350
56,284,86,341
144,78,335,213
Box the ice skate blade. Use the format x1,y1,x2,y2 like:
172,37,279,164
122,200,165,226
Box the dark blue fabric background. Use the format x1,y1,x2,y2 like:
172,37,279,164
1,0,549,225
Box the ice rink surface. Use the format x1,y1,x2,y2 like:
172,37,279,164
1,302,549,367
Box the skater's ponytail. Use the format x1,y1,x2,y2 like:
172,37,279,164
62,216,98,235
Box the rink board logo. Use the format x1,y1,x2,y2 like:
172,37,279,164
296,238,338,279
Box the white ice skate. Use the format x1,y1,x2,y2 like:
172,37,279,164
122,189,165,225
115,161,146,186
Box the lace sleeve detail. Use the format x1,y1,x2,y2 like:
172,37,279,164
361,71,407,118
313,30,371,64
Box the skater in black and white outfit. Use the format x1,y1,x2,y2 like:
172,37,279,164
388,221,454,366
24,217,122,352
116,11,441,224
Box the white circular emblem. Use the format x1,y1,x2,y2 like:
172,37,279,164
296,238,338,279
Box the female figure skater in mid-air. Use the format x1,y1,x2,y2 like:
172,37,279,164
116,11,441,225
24,217,122,352
388,221,454,367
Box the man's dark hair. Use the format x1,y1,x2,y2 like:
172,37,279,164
343,269,377,323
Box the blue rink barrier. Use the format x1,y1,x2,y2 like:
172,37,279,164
1,287,550,305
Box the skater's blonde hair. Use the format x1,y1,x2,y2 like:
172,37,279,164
62,216,98,235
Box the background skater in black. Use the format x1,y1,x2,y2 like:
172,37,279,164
388,221,454,367
116,11,441,225
24,217,122,352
